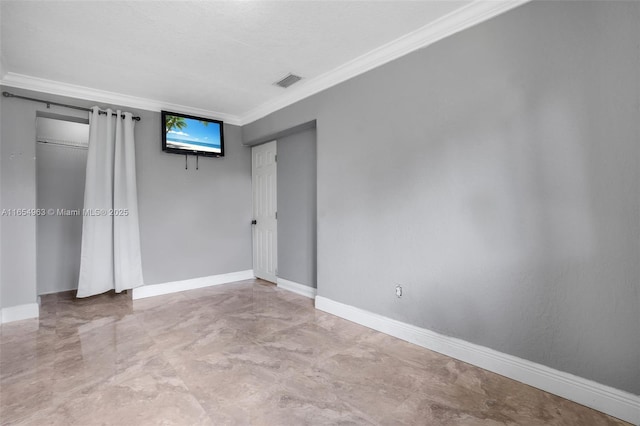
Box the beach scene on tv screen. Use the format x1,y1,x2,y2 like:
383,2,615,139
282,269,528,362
165,115,221,153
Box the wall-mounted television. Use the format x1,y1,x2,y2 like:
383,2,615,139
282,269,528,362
161,111,224,157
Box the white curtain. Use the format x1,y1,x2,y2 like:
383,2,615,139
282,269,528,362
77,107,144,297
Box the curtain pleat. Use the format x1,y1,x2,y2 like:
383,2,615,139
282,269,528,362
77,108,144,298
113,112,144,293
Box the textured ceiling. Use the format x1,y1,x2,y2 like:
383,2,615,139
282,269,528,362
1,1,473,120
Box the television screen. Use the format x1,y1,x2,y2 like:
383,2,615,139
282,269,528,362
162,111,224,157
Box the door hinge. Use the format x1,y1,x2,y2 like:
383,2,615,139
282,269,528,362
275,154,277,162
275,211,277,220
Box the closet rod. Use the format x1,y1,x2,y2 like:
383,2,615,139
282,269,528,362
2,91,141,121
37,140,88,150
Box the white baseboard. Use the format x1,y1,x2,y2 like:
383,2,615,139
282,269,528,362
314,296,640,425
38,286,77,296
132,270,254,300
276,277,317,299
1,303,40,324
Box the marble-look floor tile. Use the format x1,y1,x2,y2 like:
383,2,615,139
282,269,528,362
0,279,630,426
17,356,213,426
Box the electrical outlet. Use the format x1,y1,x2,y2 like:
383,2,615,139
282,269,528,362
395,285,402,298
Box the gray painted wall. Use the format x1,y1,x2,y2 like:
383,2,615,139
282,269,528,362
243,1,640,395
276,128,317,288
136,109,252,285
0,92,4,309
1,89,39,308
0,86,252,307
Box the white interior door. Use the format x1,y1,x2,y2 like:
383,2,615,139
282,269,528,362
252,141,277,283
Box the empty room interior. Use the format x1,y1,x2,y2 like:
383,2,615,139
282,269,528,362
0,0,639,425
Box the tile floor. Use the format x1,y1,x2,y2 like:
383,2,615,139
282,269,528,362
0,279,629,425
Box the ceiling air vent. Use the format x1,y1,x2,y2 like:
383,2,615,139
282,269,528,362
275,73,302,88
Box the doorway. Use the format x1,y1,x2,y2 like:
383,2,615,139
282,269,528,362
35,115,89,295
251,140,277,283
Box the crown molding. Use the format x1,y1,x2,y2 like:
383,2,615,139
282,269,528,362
0,72,242,125
238,0,530,125
1,0,529,127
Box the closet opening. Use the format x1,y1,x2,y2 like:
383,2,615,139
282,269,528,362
35,113,89,295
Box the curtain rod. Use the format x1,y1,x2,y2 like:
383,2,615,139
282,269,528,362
2,91,141,121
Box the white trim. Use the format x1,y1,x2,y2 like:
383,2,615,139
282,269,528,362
315,296,640,425
1,1,528,127
38,286,77,296
239,0,530,125
131,270,254,300
0,73,241,125
276,277,317,299
1,303,39,324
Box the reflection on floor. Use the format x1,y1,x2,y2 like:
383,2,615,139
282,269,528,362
0,279,629,425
